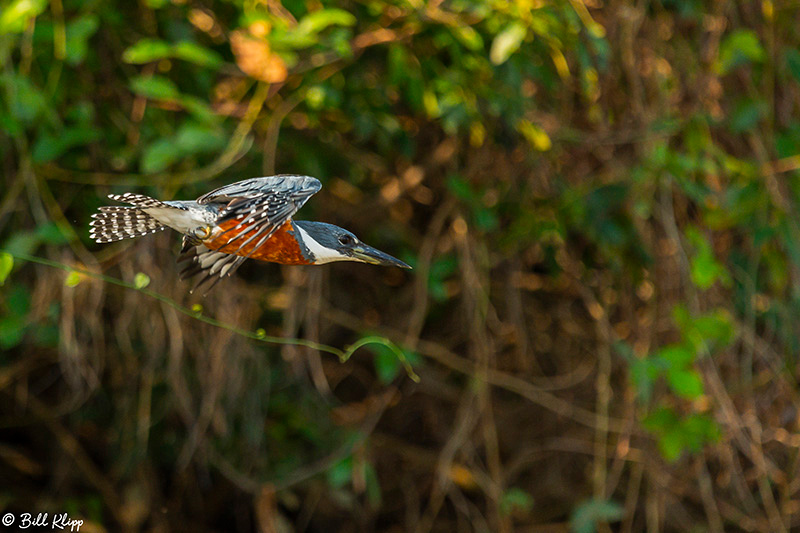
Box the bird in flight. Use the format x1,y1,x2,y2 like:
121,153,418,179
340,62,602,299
90,175,411,293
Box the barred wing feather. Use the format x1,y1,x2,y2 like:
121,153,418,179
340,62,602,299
196,175,321,205
178,175,322,293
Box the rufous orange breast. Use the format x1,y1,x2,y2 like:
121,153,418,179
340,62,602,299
205,219,312,265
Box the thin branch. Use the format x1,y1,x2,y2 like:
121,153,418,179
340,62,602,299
2,250,418,382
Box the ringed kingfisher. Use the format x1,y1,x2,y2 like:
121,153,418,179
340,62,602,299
90,175,411,293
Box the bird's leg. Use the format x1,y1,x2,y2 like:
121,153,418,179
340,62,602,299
193,226,212,240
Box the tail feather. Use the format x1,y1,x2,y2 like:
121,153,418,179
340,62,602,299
90,193,170,243
107,192,172,209
90,207,167,243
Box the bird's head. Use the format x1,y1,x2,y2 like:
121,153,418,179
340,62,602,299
293,221,411,269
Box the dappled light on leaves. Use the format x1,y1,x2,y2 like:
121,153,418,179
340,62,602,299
230,28,288,84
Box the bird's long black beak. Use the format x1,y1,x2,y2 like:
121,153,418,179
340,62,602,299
352,244,412,269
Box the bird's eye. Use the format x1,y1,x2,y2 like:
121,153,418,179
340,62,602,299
338,234,355,246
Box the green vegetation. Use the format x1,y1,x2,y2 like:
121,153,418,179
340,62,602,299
2,0,800,531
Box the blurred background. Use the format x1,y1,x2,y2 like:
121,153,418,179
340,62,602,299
1,0,799,531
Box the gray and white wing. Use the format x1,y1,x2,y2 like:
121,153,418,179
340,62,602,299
196,175,321,205
177,237,247,294
178,175,321,293
200,175,321,256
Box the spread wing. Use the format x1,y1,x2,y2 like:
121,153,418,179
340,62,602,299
179,175,322,294
178,239,249,294
196,175,321,205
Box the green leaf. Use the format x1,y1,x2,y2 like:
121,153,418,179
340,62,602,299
8,285,30,316
666,367,704,399
785,49,800,83
690,250,720,289
0,0,47,34
0,316,25,349
270,29,317,50
296,9,356,35
32,133,65,163
141,138,182,173
657,426,686,462
452,25,484,51
656,344,694,367
4,231,40,257
570,499,624,533
0,252,12,285
0,110,22,137
447,175,476,202
729,98,765,133
64,271,82,287
517,120,552,151
305,86,326,109
500,488,534,516
130,75,180,100
122,39,173,64
175,123,225,154
490,22,527,65
644,408,719,462
694,312,735,347
474,207,499,232
686,227,729,289
674,307,735,352
65,14,99,65
717,29,765,74
36,222,69,245
4,74,48,125
134,272,150,289
272,8,355,50
683,413,721,450
66,101,95,124
32,126,102,163
326,456,353,489
330,26,353,58
429,255,458,281
643,406,678,432
373,344,401,383
178,95,219,124
422,89,441,118
172,41,223,68
370,343,421,384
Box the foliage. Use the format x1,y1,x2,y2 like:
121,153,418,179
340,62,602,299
2,0,800,531
570,498,624,533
